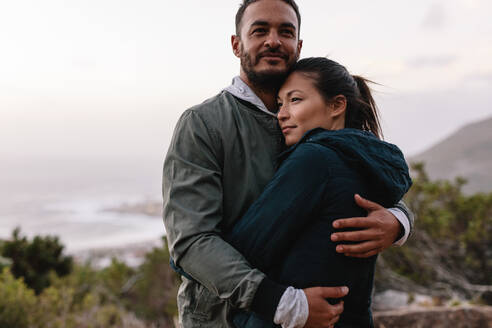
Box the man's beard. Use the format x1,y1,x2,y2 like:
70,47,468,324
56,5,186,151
240,46,297,92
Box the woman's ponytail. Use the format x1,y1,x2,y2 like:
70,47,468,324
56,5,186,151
346,75,383,139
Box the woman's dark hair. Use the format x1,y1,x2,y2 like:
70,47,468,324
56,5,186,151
235,0,301,37
292,57,383,139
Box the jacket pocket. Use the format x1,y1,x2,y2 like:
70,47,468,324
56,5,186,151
179,279,225,325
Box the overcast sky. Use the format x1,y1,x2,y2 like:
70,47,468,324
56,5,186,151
1,0,491,166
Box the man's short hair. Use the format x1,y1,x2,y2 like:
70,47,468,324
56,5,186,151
235,0,301,37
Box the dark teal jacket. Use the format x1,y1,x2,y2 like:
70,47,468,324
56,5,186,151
226,128,412,328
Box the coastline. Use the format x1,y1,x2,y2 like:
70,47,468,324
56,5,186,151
66,200,165,267
72,237,164,268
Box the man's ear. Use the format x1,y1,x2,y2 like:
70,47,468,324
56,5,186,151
231,35,241,58
297,39,303,56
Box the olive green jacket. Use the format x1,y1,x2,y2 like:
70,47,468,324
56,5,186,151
163,89,286,327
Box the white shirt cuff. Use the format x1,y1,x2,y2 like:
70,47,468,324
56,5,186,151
388,207,410,246
274,287,309,328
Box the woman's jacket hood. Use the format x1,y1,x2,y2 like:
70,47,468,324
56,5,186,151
279,128,412,206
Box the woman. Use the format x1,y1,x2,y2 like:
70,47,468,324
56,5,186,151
225,57,412,328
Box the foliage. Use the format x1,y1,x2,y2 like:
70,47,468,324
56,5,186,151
0,254,12,270
377,162,492,297
99,257,136,297
0,268,36,328
0,233,179,327
1,228,73,294
123,237,180,326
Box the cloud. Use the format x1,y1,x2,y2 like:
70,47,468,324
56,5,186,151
463,72,492,82
461,72,492,89
72,58,98,70
421,3,447,29
406,55,457,69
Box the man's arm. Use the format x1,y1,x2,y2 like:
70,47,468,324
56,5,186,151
163,110,284,316
330,195,415,258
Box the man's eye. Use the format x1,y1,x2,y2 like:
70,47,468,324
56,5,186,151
281,29,295,36
253,28,267,34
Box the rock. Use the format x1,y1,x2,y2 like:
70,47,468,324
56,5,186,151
373,305,492,328
373,290,410,311
372,289,435,311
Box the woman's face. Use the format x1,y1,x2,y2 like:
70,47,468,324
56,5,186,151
277,72,341,146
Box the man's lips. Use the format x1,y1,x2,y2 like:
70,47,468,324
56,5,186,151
262,55,283,59
258,53,287,61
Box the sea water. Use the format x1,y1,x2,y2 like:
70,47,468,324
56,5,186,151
0,158,165,255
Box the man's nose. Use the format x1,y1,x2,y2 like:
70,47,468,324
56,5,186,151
264,31,281,49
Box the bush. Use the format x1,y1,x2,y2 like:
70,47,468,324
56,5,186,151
124,237,180,326
377,163,492,297
0,230,179,327
1,228,73,294
99,257,136,297
0,268,36,328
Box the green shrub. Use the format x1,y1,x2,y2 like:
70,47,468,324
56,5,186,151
31,270,148,328
378,163,492,294
0,232,177,327
99,257,136,297
124,237,179,326
1,228,73,294
0,268,36,328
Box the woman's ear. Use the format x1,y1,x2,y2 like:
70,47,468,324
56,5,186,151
330,95,347,118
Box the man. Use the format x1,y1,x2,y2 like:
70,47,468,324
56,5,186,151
163,1,413,327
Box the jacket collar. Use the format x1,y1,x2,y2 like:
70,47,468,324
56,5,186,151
277,128,326,163
223,76,277,118
277,128,377,163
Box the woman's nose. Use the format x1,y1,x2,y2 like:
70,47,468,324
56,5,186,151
277,106,289,120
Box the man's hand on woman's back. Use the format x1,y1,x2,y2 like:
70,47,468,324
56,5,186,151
330,194,401,258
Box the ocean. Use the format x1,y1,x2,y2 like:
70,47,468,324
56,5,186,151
0,157,165,256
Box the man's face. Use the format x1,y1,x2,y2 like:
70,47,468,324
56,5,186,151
232,0,302,88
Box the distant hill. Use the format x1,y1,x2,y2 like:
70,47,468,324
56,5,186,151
410,116,492,194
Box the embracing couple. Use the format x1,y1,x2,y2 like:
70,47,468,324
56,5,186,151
163,1,413,327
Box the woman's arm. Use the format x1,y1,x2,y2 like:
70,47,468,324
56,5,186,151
225,143,331,273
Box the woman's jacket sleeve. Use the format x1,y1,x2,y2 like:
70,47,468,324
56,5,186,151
225,143,331,272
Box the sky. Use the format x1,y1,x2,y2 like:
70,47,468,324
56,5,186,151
1,0,491,169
